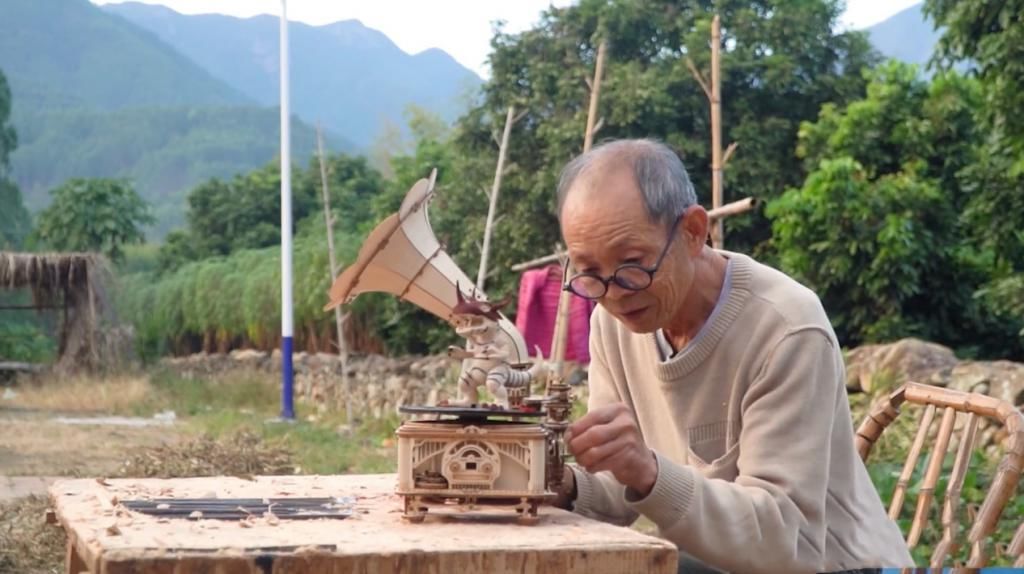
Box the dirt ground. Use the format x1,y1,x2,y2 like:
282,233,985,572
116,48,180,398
0,406,183,477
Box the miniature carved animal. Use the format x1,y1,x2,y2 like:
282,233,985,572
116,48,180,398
447,287,546,408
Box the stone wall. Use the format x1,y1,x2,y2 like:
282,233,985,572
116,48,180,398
161,351,465,419
160,337,1023,430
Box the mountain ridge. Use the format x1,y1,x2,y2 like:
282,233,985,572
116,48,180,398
103,1,483,146
0,0,249,110
865,3,940,73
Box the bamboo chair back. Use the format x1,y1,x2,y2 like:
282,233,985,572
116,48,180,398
1011,522,1024,567
855,382,1024,567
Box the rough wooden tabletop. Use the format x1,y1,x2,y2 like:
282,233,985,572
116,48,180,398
50,473,678,574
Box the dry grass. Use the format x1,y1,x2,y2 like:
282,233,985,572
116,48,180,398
0,411,180,477
7,373,152,414
117,430,295,479
0,430,298,574
0,495,64,574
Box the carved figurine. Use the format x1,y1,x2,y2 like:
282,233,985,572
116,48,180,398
447,287,546,408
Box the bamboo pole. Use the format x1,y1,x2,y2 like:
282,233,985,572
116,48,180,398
710,15,723,249
551,40,607,373
1010,522,1024,567
316,125,352,432
583,41,607,152
930,412,979,566
476,106,516,292
889,404,936,520
908,406,957,548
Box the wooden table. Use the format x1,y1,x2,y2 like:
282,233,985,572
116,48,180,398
49,473,678,574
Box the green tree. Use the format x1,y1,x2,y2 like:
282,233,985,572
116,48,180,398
34,178,154,262
926,0,1024,150
0,68,30,248
158,154,384,272
441,0,878,303
924,0,1024,336
768,62,1023,358
769,159,963,343
797,62,981,209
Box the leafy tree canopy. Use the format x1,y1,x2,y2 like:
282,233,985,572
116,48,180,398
158,153,384,272
33,178,154,262
769,62,1023,358
442,0,878,287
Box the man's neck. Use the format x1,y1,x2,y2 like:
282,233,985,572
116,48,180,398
663,248,728,351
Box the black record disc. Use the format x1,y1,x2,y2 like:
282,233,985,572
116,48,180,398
398,404,544,419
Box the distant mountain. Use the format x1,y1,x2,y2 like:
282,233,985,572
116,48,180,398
13,106,344,237
0,0,352,238
104,2,483,147
865,3,941,73
0,0,248,110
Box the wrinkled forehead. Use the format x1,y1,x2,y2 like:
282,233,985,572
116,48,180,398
561,164,648,223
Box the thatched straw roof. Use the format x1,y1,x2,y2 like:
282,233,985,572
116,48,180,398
0,252,107,307
0,252,116,371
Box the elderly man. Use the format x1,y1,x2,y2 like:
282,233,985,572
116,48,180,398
553,139,912,573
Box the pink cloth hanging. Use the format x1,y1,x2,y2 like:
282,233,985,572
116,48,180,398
515,264,595,363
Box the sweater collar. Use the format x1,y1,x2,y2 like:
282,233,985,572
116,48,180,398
653,250,753,381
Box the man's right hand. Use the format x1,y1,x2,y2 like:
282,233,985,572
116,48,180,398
552,464,577,510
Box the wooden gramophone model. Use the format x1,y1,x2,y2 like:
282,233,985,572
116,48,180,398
324,171,573,524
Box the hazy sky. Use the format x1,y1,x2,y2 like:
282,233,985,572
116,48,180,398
92,0,923,78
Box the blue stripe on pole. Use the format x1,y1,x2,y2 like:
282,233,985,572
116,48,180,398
281,336,295,419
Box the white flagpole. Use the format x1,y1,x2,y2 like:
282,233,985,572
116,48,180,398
279,0,295,420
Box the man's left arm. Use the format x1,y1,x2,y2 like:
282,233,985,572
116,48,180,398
626,326,843,574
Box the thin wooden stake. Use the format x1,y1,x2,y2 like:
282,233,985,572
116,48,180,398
316,125,352,433
710,14,724,249
551,40,607,373
476,106,516,292
685,57,711,99
722,141,739,167
582,41,607,152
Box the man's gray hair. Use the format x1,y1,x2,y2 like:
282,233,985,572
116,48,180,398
556,138,698,229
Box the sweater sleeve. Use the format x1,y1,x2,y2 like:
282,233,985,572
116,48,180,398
624,327,843,574
568,309,640,527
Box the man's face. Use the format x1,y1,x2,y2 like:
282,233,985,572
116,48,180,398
560,165,696,333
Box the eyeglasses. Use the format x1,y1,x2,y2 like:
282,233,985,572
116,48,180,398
562,214,684,300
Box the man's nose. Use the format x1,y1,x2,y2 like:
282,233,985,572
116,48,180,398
603,280,631,302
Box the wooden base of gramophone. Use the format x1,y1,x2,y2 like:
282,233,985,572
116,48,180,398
396,402,565,525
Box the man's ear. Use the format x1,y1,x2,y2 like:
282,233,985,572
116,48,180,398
681,205,709,254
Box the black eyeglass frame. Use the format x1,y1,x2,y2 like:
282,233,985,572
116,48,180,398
561,213,685,300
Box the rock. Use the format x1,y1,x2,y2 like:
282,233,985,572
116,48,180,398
845,338,959,393
230,349,267,362
941,360,1024,408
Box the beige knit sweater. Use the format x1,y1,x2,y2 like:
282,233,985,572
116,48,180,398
570,251,913,573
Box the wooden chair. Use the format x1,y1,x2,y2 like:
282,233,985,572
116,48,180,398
855,382,1024,567
1010,521,1024,567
